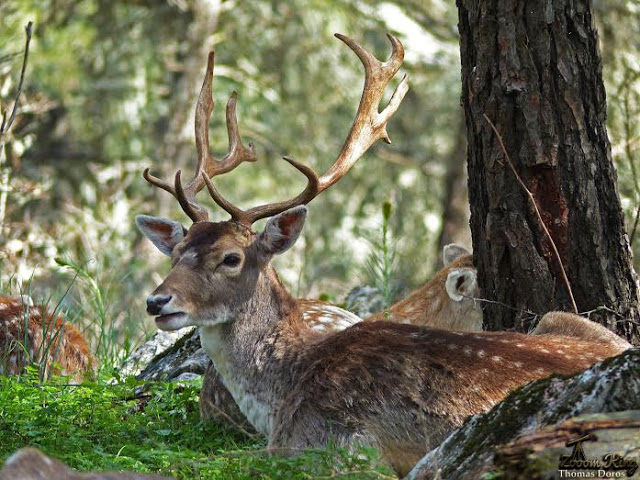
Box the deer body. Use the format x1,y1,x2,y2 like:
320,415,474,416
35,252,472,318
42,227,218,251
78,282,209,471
138,214,621,477
191,253,617,475
0,295,93,381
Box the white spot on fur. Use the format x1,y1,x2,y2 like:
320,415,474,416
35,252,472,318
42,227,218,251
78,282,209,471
311,324,326,332
477,350,486,358
463,346,472,355
447,344,458,350
540,348,550,353
515,343,524,348
514,361,523,368
491,356,502,363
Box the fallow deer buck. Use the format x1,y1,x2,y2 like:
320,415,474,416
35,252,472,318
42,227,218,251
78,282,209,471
0,295,93,381
137,34,624,476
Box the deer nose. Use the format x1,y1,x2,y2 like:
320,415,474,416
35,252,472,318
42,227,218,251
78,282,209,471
146,295,172,315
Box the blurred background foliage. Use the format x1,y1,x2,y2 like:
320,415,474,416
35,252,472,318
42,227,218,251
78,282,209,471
0,0,638,358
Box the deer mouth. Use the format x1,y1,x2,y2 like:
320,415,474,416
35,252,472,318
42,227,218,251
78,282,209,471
154,312,188,330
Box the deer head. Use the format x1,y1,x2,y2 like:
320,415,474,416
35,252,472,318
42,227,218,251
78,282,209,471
137,34,408,333
366,244,482,331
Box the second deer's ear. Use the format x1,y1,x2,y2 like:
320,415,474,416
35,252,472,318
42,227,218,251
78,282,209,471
136,215,186,256
257,206,308,260
443,243,471,265
445,268,478,302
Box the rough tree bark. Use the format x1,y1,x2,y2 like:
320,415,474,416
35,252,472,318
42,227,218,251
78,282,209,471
457,0,640,341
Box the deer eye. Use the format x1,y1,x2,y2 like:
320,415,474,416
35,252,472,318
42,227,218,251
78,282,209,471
222,253,241,267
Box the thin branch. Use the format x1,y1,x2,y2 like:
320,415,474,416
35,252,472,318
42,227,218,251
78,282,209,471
0,21,33,136
483,114,579,314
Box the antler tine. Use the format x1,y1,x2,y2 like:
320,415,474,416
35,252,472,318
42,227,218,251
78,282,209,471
320,33,408,188
204,33,407,226
203,156,320,224
143,50,257,223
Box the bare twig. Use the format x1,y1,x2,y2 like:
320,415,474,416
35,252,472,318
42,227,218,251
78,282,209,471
483,114,578,314
0,21,33,136
0,22,33,232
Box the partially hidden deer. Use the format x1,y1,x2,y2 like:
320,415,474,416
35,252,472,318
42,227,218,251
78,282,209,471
136,34,625,477
0,294,93,381
365,243,481,330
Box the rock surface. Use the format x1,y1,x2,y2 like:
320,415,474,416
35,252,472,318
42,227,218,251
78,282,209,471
120,327,207,382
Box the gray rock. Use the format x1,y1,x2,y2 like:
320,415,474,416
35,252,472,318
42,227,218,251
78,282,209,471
119,327,208,382
344,285,385,318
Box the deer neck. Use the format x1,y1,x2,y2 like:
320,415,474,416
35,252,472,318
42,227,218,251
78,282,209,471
199,266,304,436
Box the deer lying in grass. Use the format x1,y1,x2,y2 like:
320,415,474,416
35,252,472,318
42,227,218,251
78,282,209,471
0,295,93,381
136,34,624,476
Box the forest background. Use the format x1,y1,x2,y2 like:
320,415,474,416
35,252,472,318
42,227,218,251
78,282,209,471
1,0,638,364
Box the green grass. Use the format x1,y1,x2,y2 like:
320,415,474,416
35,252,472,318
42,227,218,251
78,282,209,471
0,373,394,479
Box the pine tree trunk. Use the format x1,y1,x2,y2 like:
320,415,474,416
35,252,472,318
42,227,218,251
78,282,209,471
457,0,640,342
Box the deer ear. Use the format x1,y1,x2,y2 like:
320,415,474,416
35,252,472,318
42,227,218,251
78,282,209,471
445,268,477,302
257,206,308,260
136,215,186,256
443,243,471,265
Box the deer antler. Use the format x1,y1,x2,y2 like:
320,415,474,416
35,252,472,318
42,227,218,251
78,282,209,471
202,33,409,225
143,52,257,222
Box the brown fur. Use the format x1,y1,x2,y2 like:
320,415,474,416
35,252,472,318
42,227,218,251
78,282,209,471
142,217,624,477
532,311,631,355
269,322,618,476
0,295,93,381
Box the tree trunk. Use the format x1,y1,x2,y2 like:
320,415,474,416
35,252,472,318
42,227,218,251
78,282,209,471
457,0,640,341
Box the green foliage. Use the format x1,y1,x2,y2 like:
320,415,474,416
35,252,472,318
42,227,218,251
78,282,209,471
0,375,394,479
363,201,400,314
